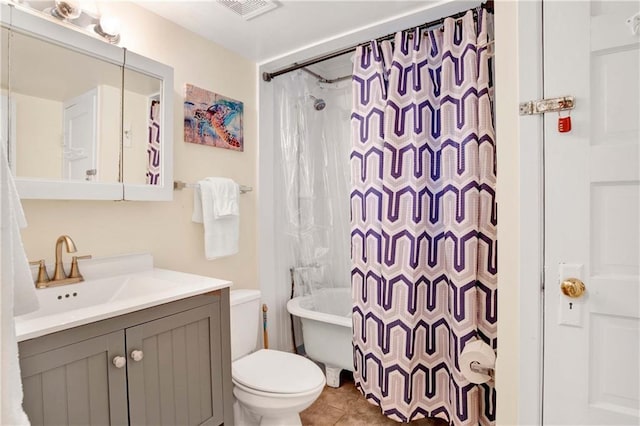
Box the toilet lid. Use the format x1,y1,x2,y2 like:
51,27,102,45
232,349,325,394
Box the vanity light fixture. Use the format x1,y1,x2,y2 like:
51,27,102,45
13,0,121,45
50,0,82,20
93,15,121,44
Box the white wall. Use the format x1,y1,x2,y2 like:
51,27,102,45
494,1,520,424
495,1,544,424
19,2,259,290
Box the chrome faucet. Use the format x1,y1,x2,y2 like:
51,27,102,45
29,235,91,288
53,235,77,281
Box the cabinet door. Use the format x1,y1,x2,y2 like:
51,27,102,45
20,330,128,426
126,303,224,426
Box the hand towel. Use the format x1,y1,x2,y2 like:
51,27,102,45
192,177,240,259
8,169,39,316
209,178,239,218
1,149,39,426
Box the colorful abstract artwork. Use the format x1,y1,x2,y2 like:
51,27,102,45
184,84,244,151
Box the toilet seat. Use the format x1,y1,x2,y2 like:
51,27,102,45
233,378,325,400
232,349,325,394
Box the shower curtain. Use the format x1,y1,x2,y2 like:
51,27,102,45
351,9,497,425
146,99,161,185
275,71,352,313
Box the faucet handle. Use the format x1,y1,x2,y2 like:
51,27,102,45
69,255,92,280
29,260,50,288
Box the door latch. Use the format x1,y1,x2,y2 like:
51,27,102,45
519,96,575,115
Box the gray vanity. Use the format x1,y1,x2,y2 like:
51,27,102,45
16,254,235,426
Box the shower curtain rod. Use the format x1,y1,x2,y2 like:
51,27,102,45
262,1,493,83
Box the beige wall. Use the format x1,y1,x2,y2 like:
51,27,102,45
14,93,62,179
98,84,121,184
19,2,259,289
122,88,150,185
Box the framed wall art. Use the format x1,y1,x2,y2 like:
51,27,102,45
184,84,243,151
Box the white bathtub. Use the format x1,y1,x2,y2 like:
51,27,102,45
286,288,353,387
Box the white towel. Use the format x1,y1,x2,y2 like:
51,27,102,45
1,149,39,426
192,177,240,259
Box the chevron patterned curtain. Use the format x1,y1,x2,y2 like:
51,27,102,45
146,99,161,185
350,9,497,425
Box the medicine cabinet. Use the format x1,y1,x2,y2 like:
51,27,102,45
0,3,174,201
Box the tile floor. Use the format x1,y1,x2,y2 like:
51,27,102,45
300,372,448,426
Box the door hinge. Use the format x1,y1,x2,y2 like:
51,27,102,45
519,96,575,115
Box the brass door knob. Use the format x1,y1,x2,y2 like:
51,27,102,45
560,278,586,298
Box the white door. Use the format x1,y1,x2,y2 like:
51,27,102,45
62,89,98,181
544,1,640,424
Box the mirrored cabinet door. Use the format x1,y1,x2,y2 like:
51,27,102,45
122,51,173,201
122,68,162,185
2,2,126,200
9,30,123,185
1,4,174,201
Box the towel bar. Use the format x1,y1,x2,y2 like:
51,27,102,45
173,180,252,194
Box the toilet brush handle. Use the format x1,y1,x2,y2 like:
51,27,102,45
262,304,269,349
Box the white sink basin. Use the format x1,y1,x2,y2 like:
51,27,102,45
108,275,182,302
15,253,232,341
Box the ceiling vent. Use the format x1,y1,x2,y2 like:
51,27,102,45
216,0,279,21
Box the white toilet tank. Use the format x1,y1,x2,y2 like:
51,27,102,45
230,289,261,361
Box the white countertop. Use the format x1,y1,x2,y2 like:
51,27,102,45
15,253,232,342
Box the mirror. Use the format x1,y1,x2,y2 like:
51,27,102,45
123,69,162,186
8,30,122,184
122,52,173,201
1,3,173,201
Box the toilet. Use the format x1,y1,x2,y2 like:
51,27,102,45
230,290,326,426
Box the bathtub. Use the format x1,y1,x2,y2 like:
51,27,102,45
286,287,353,387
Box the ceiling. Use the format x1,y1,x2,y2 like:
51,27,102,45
134,1,443,66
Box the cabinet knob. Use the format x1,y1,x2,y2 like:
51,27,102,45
112,356,126,369
131,350,144,362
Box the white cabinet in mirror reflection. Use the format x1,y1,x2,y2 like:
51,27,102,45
61,89,98,181
0,3,174,201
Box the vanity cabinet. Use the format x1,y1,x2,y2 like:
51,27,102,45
18,291,233,426
126,304,225,425
21,330,128,425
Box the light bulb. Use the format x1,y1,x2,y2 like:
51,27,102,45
98,15,120,37
94,15,121,43
52,0,82,20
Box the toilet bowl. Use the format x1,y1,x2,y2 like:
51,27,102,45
231,291,326,425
